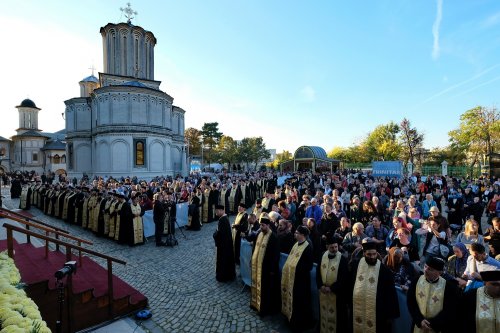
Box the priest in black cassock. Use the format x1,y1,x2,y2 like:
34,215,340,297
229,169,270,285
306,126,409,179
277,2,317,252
232,203,248,265
250,216,280,316
213,204,235,282
407,256,458,333
351,238,399,333
316,234,349,333
117,193,133,245
461,270,500,333
281,225,314,332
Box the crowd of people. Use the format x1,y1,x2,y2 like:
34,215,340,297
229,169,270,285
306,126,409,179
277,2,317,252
6,168,500,332
208,170,500,332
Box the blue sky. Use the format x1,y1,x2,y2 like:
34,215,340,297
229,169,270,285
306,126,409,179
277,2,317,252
1,0,499,154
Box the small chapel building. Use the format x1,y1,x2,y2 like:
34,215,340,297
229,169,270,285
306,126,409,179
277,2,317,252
64,15,187,179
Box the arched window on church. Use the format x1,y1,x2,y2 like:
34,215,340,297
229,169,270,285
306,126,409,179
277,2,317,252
61,155,66,164
53,154,60,164
134,139,146,167
68,143,73,170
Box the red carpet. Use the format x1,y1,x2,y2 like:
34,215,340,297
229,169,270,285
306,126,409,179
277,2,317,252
0,239,146,304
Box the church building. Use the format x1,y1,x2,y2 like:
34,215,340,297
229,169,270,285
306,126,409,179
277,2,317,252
0,99,66,176
64,13,187,179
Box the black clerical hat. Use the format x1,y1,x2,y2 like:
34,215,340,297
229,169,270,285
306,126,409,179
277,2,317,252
426,256,445,271
480,270,500,282
296,225,310,237
326,234,343,245
361,238,377,251
259,216,271,225
215,204,225,210
238,203,246,209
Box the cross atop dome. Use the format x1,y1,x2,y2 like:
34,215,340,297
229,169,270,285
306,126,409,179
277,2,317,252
120,2,138,24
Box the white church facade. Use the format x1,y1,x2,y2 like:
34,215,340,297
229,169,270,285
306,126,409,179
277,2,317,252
65,19,187,180
0,99,66,176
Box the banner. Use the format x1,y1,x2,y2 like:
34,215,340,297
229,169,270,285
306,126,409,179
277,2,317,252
372,161,403,178
143,202,189,238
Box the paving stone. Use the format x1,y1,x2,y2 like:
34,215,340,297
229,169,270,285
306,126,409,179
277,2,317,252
0,191,291,333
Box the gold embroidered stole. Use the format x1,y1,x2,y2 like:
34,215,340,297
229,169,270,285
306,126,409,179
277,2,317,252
281,241,309,321
414,276,446,333
319,252,341,333
92,198,102,232
49,190,58,215
203,189,210,222
251,231,271,312
131,203,143,244
229,189,237,212
220,190,227,209
103,199,112,235
353,259,380,333
114,202,124,241
241,185,246,203
262,198,269,211
82,197,89,228
55,191,64,216
253,207,263,220
108,201,118,238
63,193,75,220
476,286,500,333
232,212,245,242
20,188,28,209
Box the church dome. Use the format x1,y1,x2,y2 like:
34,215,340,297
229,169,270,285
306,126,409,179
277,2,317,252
81,75,99,83
17,98,39,109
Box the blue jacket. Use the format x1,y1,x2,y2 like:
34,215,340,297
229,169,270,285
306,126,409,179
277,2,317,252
306,205,323,224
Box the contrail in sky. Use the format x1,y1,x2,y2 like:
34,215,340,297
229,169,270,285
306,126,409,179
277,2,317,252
432,0,443,60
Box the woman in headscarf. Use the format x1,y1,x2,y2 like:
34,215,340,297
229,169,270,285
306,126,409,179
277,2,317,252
444,242,469,289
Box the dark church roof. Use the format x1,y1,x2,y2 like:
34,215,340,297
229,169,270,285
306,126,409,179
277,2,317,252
43,129,66,141
17,99,40,110
42,139,66,151
12,130,49,138
0,136,10,141
120,80,149,88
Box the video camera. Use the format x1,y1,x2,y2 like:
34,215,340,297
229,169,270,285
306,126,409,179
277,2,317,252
54,261,77,280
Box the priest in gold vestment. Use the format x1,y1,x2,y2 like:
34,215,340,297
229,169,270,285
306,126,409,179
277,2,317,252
407,256,458,333
351,239,399,333
316,234,349,333
249,216,280,316
461,270,500,333
281,225,314,332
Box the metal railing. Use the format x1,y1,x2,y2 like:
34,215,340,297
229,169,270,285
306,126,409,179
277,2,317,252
2,222,126,319
0,208,93,266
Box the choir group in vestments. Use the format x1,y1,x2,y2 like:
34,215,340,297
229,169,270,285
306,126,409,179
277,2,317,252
19,181,146,247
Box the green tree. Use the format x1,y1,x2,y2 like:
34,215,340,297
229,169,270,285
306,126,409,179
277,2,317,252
238,137,270,170
328,147,349,161
271,150,292,169
214,135,238,170
201,122,223,166
448,106,500,168
184,127,202,156
362,122,401,161
399,118,424,165
425,146,467,166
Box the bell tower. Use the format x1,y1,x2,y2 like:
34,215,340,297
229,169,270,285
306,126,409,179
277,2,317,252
16,99,41,134
100,4,157,80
